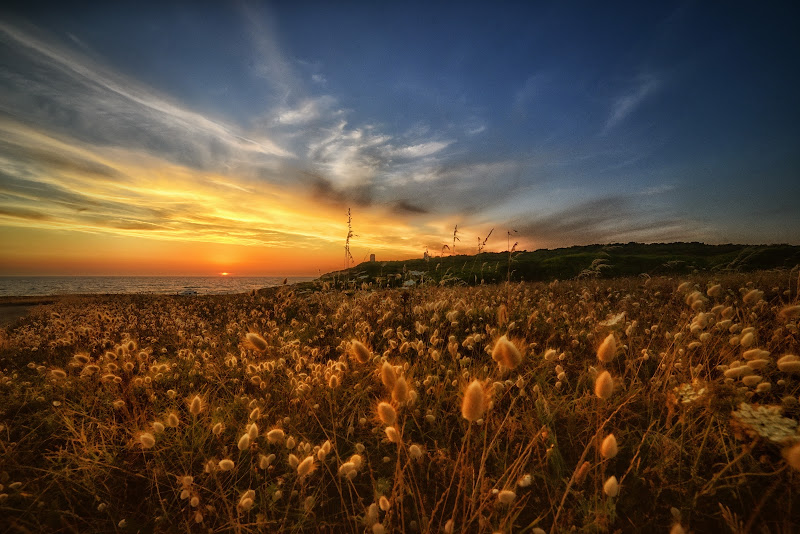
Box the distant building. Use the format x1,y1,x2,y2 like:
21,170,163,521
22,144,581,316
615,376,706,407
369,254,376,262
423,251,429,260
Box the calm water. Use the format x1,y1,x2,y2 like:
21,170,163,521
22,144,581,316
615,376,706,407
0,276,316,297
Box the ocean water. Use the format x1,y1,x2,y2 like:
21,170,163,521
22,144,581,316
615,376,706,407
0,276,316,297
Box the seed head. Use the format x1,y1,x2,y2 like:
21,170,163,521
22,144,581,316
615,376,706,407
266,428,285,443
139,432,155,449
782,442,800,471
189,395,203,416
392,376,409,404
603,476,619,497
219,459,235,471
595,371,613,400
238,433,251,451
381,361,396,390
497,489,516,504
351,340,371,363
297,456,315,478
377,402,397,425
462,380,486,422
597,334,616,363
492,336,523,370
385,426,401,443
246,333,268,351
600,434,618,459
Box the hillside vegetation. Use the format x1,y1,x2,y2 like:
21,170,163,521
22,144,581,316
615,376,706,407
321,243,800,289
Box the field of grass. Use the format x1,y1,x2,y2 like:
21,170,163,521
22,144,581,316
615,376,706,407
1,270,799,532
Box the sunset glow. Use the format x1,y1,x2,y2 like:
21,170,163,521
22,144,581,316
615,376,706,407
0,4,798,275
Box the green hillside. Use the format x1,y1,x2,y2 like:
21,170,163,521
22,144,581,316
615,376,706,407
319,242,800,289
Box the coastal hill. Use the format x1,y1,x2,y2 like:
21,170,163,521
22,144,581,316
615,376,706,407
319,242,800,288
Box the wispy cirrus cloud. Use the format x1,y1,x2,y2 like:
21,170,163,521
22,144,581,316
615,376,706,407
604,73,661,131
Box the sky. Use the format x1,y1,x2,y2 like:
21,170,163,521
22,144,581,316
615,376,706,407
0,1,798,276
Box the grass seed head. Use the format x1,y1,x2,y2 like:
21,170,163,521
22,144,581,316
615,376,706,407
595,371,613,400
462,379,486,422
492,336,523,370
597,333,616,363
380,361,396,390
392,376,409,404
297,456,315,478
267,428,285,443
189,395,203,416
783,442,800,471
603,475,619,497
600,433,618,459
138,432,155,449
377,402,397,425
351,340,371,363
246,333,268,351
385,426,401,443
497,489,516,504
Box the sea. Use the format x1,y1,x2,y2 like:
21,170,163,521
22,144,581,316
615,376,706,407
0,276,316,297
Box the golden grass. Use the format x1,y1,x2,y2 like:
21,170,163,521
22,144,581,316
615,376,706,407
0,271,798,532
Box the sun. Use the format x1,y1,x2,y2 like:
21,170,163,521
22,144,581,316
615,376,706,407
220,272,230,276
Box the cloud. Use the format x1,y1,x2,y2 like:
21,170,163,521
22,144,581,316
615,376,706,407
509,193,703,248
275,96,339,125
0,21,294,174
604,73,661,131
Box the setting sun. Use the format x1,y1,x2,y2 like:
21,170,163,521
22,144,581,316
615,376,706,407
220,272,230,276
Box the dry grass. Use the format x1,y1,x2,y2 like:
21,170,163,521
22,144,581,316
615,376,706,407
0,271,798,532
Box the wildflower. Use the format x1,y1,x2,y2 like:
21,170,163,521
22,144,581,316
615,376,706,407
219,459,235,471
732,403,798,443
379,496,391,511
238,433,251,451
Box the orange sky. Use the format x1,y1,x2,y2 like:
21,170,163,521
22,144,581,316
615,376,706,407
0,118,466,275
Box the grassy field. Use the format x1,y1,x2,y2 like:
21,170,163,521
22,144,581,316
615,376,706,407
1,270,799,532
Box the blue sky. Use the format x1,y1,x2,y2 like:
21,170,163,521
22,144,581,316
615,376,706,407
0,1,798,274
